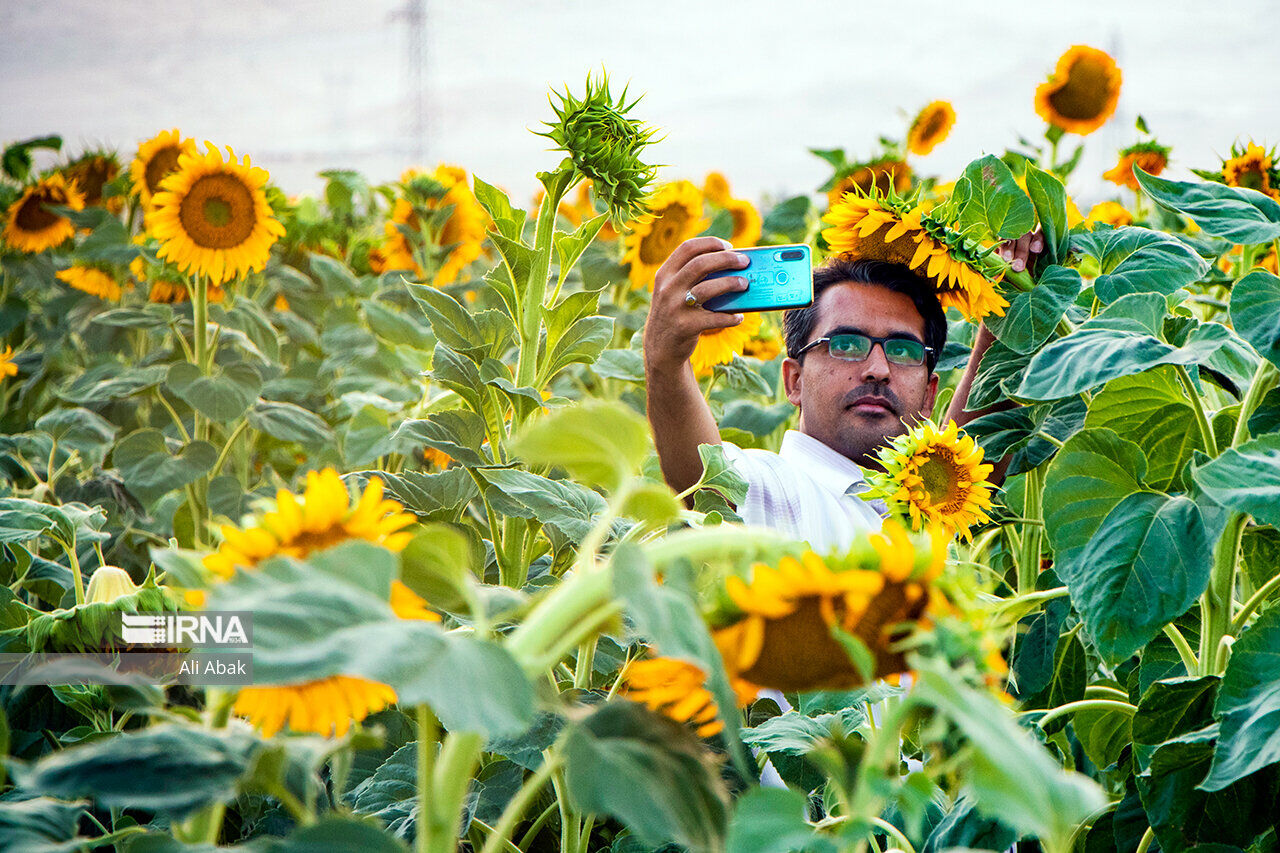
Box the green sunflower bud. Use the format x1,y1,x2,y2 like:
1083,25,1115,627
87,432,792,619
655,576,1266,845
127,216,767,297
536,70,661,225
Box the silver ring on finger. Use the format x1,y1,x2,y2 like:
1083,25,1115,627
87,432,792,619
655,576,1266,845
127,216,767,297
684,289,700,308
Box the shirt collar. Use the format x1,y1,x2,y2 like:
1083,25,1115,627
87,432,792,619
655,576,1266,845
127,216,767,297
778,430,869,497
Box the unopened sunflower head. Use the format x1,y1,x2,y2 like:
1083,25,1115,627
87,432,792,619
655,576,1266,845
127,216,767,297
868,419,995,541
708,521,949,695
536,71,661,225
821,185,1009,322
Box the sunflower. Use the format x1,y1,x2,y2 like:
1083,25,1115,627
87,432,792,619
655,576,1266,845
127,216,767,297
869,419,994,541
422,446,453,469
383,165,488,286
130,129,197,208
56,265,123,301
1222,142,1280,201
711,520,947,694
0,346,17,380
725,197,762,248
1103,141,1170,191
822,190,1008,321
148,142,284,286
622,180,708,289
1085,201,1134,229
1034,45,1122,136
63,152,122,212
742,326,783,362
907,101,956,156
204,469,416,579
2,174,85,254
826,159,912,209
690,311,762,377
703,171,731,206
621,657,725,738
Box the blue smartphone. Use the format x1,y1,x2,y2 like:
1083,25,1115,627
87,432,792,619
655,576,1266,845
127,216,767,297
701,243,814,313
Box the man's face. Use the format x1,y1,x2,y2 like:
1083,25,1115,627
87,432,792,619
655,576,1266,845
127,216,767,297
782,281,939,468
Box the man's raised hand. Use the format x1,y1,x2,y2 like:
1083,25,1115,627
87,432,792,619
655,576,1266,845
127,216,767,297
643,237,752,375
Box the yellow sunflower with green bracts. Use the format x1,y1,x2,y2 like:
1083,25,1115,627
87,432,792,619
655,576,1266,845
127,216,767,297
383,165,489,286
0,346,18,380
1034,45,1122,136
1222,142,1280,201
826,159,912,209
56,265,123,301
130,129,197,208
869,419,994,541
689,311,762,377
148,142,284,285
822,189,1008,321
710,520,948,695
2,173,85,254
621,656,727,738
623,180,708,290
1103,141,1169,191
907,101,956,156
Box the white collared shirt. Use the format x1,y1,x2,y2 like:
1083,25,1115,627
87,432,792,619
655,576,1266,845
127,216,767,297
719,429,886,552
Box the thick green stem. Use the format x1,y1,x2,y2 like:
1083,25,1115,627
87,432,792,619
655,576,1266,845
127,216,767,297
507,566,615,674
1162,623,1200,675
430,732,484,853
1231,360,1280,448
1200,511,1247,676
1018,465,1045,594
1174,364,1218,458
416,705,438,853
65,542,85,607
516,168,572,392
1030,699,1137,729
1232,570,1280,634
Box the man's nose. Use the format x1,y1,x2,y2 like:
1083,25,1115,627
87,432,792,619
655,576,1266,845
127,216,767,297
859,342,892,383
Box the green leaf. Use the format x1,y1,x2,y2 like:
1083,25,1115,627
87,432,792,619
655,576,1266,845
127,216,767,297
1059,491,1211,663
1202,605,1280,790
165,361,262,423
309,253,362,296
256,815,411,852
713,356,772,397
34,407,117,459
541,315,614,380
362,298,426,348
1073,703,1133,770
0,796,86,851
221,301,282,363
430,343,485,415
112,429,217,504
511,400,650,492
1134,167,1280,245
346,741,418,840
1230,270,1280,369
398,523,477,611
726,787,830,853
761,196,812,240
349,469,477,524
563,701,729,853
955,154,1037,241
1043,428,1148,574
1071,226,1210,304
922,796,1016,853
966,339,1033,409
1016,294,1231,401
473,175,527,241
12,725,260,817
1191,433,1280,527
475,468,606,542
394,410,490,467
693,444,750,507
1024,164,1070,265
59,364,168,405
2,134,61,181
1132,676,1219,772
248,400,335,447
1084,366,1206,492
405,283,485,360
619,483,681,527
985,264,1081,354
91,304,173,330
555,214,609,287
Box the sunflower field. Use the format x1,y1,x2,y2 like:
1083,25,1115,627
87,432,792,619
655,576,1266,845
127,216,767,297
1,46,1279,853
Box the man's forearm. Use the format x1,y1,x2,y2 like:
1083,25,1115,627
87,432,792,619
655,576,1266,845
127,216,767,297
646,360,722,497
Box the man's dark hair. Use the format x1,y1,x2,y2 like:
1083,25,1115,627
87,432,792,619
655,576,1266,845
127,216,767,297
782,257,947,372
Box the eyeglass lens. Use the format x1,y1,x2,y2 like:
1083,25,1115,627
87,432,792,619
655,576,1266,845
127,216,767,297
828,333,925,365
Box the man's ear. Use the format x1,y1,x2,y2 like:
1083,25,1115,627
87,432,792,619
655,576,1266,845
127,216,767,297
782,357,803,407
923,371,940,417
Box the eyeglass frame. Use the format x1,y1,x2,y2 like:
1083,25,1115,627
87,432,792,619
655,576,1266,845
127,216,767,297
793,329,935,367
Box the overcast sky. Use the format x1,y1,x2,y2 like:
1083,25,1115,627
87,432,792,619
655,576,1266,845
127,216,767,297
4,0,1277,208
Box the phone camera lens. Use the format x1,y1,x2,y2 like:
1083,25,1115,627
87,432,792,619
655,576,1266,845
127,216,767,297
779,250,804,261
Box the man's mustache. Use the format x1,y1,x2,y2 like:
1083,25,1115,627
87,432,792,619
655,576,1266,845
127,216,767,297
841,384,902,415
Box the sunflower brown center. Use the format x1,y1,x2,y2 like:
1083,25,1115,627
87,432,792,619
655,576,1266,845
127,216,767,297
1049,56,1113,120
919,109,947,142
14,189,62,231
1236,164,1266,191
918,451,965,510
144,146,183,195
639,204,689,264
177,173,257,249
741,597,860,691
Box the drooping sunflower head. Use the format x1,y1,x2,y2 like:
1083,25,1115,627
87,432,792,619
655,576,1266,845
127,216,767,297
62,151,122,211
1085,201,1134,229
821,187,1009,321
725,197,762,248
147,142,285,286
536,71,661,225
1103,141,1170,191
204,469,416,579
0,346,18,380
710,520,948,695
130,129,197,208
621,656,726,737
383,164,489,286
1034,45,1122,136
2,173,85,254
907,101,956,156
622,179,708,290
56,265,123,301
869,419,994,541
1221,141,1280,201
689,311,762,377
825,158,913,209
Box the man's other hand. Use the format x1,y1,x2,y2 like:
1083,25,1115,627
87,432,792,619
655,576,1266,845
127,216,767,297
643,237,752,376
998,228,1044,273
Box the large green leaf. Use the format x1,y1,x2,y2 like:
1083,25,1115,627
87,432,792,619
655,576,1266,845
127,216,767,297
112,429,218,504
472,175,526,242
249,815,410,852
984,264,1081,354
563,701,729,853
511,400,650,492
1191,433,1280,527
955,154,1037,241
394,410,490,467
0,796,86,851
966,339,1033,409
1043,428,1147,573
345,741,418,840
725,787,830,853
405,283,485,361
541,315,614,380
1084,366,1206,491
1059,491,1211,663
1024,164,1070,266
1135,167,1280,245
12,725,260,816
1131,676,1219,772
475,467,606,541
1230,270,1280,369
248,400,335,447
1016,294,1230,401
348,468,477,524
59,363,168,405
34,407,117,462
1071,226,1210,304
1202,606,1280,791
165,362,262,423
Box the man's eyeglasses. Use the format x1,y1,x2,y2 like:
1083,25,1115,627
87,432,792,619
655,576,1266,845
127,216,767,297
794,332,933,367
